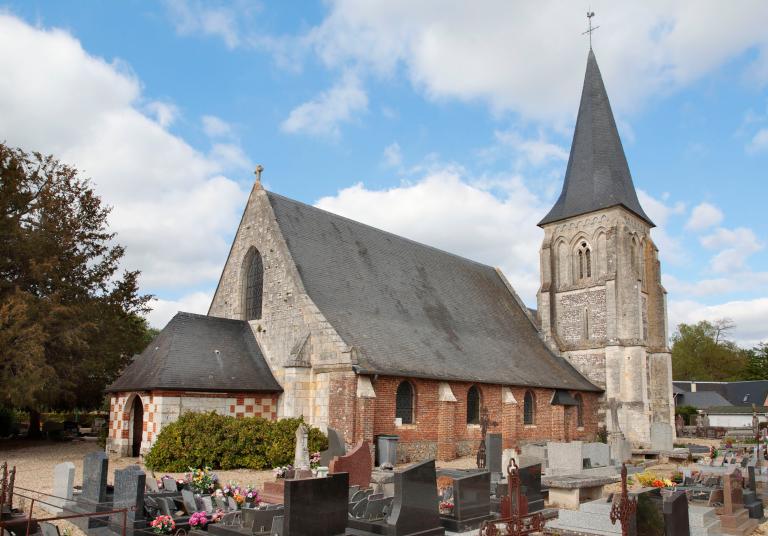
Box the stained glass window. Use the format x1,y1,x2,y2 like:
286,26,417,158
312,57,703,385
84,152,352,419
245,249,264,320
467,385,481,424
395,381,414,424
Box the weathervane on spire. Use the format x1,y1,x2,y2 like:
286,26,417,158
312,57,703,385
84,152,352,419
583,10,599,50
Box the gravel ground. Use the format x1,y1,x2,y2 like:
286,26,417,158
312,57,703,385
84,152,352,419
3,439,768,534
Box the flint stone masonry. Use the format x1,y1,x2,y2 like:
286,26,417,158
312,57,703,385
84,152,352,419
557,288,608,343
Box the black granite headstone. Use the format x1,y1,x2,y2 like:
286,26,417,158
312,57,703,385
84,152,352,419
82,451,109,504
662,490,689,536
320,428,347,466
748,465,757,493
284,472,348,536
436,470,491,531
485,434,502,474
385,460,444,535
635,488,664,536
518,462,545,513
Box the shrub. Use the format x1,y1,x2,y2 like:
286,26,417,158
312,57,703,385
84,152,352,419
144,412,328,472
0,406,16,437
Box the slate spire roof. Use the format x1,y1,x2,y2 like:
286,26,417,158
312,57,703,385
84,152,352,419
539,49,653,227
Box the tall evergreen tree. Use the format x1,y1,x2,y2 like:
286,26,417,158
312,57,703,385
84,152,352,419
0,144,152,435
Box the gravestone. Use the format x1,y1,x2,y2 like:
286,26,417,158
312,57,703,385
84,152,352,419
161,477,177,492
181,489,198,514
485,433,502,475
320,427,346,466
718,467,758,535
582,443,610,468
294,423,310,471
112,465,147,536
82,451,109,504
347,459,445,535
436,470,492,531
662,490,690,536
518,462,545,513
330,440,373,488
546,441,583,475
650,423,674,452
634,487,664,536
283,473,348,535
42,462,75,514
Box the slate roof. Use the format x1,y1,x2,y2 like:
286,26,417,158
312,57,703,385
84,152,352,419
706,405,768,415
539,50,653,227
107,312,281,393
675,391,732,410
267,191,600,392
673,381,768,407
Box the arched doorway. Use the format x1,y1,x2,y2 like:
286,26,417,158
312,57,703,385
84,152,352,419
131,396,143,457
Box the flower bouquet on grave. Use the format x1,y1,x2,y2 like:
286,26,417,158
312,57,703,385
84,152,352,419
244,486,261,507
189,512,208,531
186,467,218,494
310,452,322,475
150,515,175,534
210,509,225,524
273,465,293,479
439,500,454,516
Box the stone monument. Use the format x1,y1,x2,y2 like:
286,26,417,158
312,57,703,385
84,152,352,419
607,399,631,465
294,423,310,472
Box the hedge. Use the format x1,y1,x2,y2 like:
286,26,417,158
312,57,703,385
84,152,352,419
143,412,328,472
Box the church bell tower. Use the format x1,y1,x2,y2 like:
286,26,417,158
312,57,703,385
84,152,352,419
536,49,675,446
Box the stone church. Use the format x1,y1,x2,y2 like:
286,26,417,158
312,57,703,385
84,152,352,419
106,49,674,460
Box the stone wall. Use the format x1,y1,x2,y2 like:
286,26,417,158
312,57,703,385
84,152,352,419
106,390,278,457
556,288,607,343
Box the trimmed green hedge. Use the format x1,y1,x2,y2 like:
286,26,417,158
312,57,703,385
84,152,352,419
144,412,328,472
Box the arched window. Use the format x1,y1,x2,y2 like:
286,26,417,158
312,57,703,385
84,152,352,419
395,381,414,424
524,391,535,425
575,394,584,428
575,241,591,280
467,385,481,424
245,249,264,320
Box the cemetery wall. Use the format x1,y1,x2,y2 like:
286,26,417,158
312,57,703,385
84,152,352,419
367,376,599,463
107,390,278,456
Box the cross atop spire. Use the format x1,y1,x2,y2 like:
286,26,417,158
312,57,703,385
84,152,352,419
254,164,264,189
583,10,599,50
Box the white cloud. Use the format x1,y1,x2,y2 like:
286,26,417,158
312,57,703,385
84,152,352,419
664,272,768,297
315,169,546,302
489,130,569,168
0,14,248,327
637,190,687,265
281,71,368,138
685,202,724,231
747,128,768,154
669,298,768,347
382,142,402,167
164,0,244,49
202,115,233,138
304,1,768,121
146,101,179,128
147,291,213,328
700,227,763,273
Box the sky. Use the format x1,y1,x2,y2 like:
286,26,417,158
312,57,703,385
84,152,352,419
1,1,767,346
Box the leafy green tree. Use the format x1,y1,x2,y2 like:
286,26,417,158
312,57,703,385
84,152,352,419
671,320,749,381
0,144,152,436
742,343,768,380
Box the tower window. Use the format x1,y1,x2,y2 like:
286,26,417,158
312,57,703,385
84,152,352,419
245,249,264,320
396,381,414,424
524,390,535,425
467,385,481,424
576,241,592,280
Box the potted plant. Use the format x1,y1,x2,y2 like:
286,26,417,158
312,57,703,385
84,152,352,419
189,512,207,531
186,467,217,495
150,515,175,535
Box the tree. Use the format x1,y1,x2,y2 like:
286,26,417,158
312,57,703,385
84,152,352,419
742,343,768,381
671,320,749,381
0,144,152,435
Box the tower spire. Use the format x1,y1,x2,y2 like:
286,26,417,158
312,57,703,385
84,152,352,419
538,49,653,227
583,11,599,50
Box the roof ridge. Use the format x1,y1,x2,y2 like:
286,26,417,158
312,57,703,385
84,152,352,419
266,190,497,272
175,311,248,324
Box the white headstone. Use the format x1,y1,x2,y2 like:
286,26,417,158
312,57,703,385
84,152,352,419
651,423,674,452
582,443,610,467
294,423,310,471
546,441,584,476
42,462,75,514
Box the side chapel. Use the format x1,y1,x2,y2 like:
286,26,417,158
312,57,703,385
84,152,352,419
106,49,674,459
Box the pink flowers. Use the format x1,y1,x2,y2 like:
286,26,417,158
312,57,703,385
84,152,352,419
189,512,208,530
310,452,322,469
150,515,175,534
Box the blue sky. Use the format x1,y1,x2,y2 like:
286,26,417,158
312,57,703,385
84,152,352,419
1,1,767,345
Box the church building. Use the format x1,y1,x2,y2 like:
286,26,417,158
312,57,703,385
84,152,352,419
106,49,674,460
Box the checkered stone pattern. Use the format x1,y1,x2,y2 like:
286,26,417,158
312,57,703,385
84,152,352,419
109,393,128,440
228,395,277,420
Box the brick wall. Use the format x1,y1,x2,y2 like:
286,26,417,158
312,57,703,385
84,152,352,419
106,390,278,457
366,376,599,463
